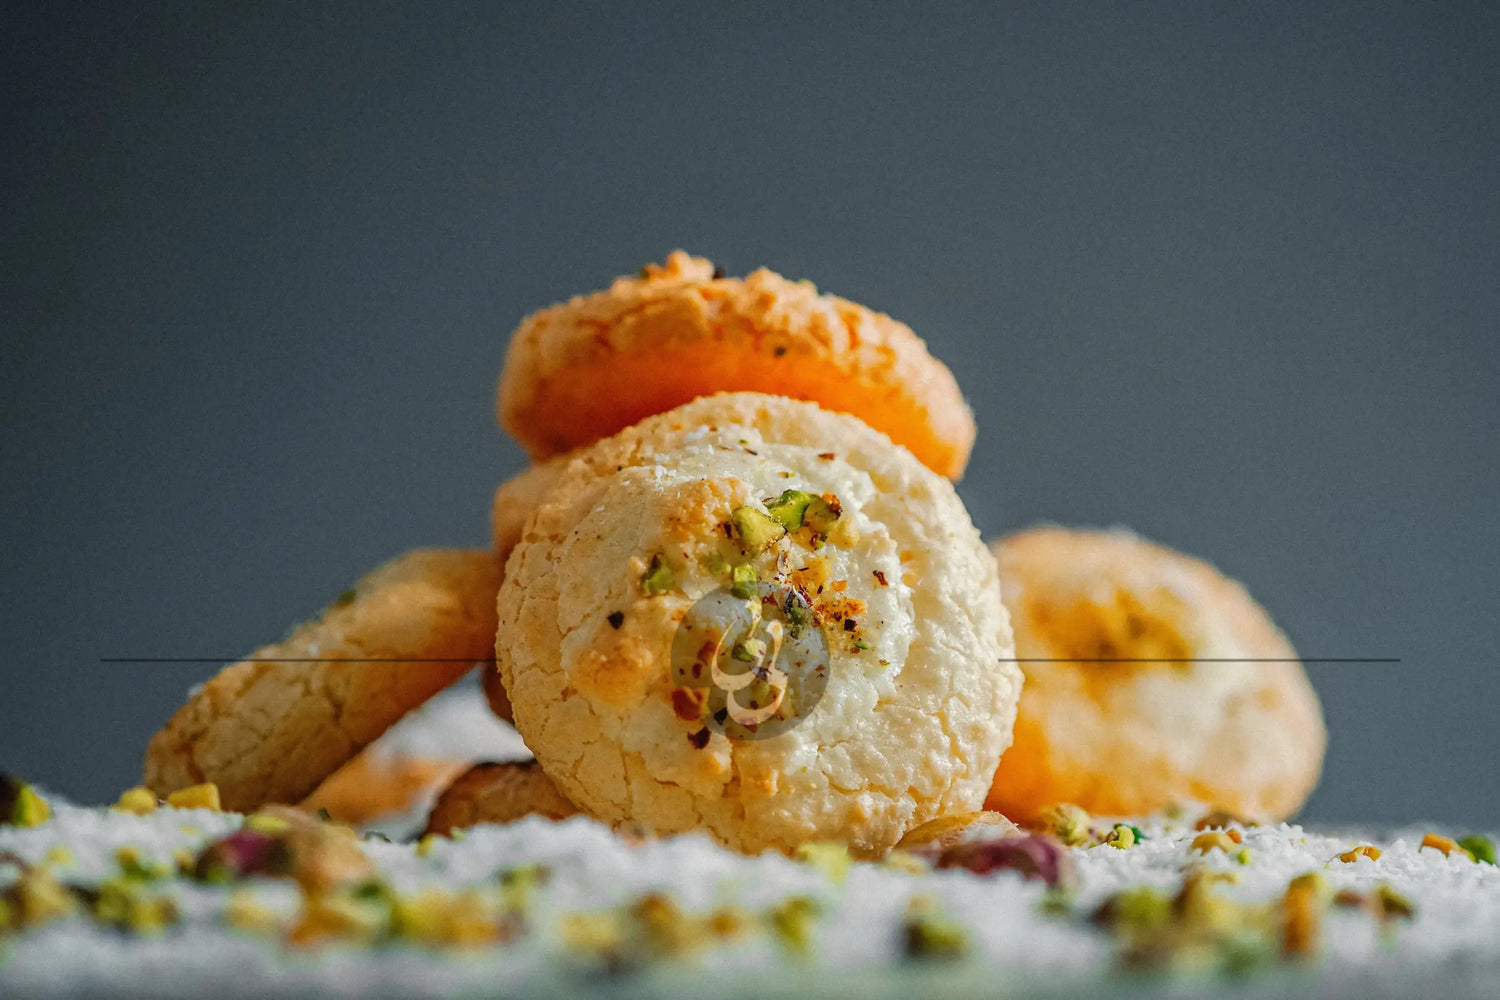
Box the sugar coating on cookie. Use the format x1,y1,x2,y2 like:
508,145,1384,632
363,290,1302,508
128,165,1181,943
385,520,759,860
495,393,1017,856
144,549,504,813
423,761,579,837
497,251,976,480
984,527,1326,824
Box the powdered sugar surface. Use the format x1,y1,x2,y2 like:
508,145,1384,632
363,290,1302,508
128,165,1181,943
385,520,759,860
3,799,1497,1000
5,682,1497,998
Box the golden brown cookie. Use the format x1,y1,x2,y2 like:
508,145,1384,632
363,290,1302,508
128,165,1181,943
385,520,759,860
301,752,467,826
495,392,1018,856
422,761,579,837
144,549,504,813
480,661,514,724
482,460,572,725
491,458,568,562
895,811,1019,853
497,251,976,480
984,527,1326,824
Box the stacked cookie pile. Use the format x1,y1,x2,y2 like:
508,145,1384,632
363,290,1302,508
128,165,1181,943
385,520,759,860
143,252,1326,855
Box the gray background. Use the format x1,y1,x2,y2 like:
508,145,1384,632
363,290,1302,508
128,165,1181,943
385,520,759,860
3,3,1496,826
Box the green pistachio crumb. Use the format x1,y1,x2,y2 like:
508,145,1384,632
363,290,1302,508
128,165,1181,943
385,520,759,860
699,550,732,576
802,495,841,536
730,506,786,551
731,639,766,662
1094,885,1171,935
499,864,550,914
1459,835,1496,865
784,594,810,627
903,896,969,960
1039,803,1091,847
793,842,852,884
116,847,169,881
1373,884,1414,920
10,783,51,828
768,896,820,956
93,878,178,934
765,490,817,529
730,563,759,599
640,554,676,595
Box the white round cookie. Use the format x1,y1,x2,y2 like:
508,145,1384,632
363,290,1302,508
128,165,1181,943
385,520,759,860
495,393,1017,856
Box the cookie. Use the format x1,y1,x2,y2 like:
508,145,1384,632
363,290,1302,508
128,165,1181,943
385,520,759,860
481,659,514,724
895,811,1020,853
483,461,573,724
491,458,567,562
302,752,466,826
422,761,579,837
497,251,976,480
144,549,505,813
495,392,1018,856
984,527,1326,824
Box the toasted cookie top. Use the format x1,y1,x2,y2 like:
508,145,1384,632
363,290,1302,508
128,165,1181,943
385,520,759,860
497,252,976,479
495,393,1016,856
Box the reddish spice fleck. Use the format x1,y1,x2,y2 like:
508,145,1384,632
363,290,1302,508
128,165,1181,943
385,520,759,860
873,570,888,586
817,452,835,461
687,728,711,750
672,688,707,722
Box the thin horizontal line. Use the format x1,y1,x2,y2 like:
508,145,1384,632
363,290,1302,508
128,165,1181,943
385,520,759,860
1005,657,1400,663
100,657,498,663
97,656,1398,664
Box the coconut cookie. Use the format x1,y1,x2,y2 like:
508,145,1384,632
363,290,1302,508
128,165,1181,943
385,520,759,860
144,549,505,813
482,460,573,724
495,393,1018,856
491,457,568,563
422,761,579,836
497,251,976,480
984,527,1326,825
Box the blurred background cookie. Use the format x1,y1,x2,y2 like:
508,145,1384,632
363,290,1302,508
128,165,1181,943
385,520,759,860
497,251,976,479
984,527,1326,824
301,676,531,829
144,548,504,812
422,760,579,837
495,392,1017,856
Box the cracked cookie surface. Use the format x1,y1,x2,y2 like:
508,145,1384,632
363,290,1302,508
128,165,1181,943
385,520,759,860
495,393,1017,856
985,527,1327,824
497,251,976,479
144,549,504,812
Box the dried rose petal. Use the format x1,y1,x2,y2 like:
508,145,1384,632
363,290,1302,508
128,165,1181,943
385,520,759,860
193,830,290,882
936,834,1077,889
